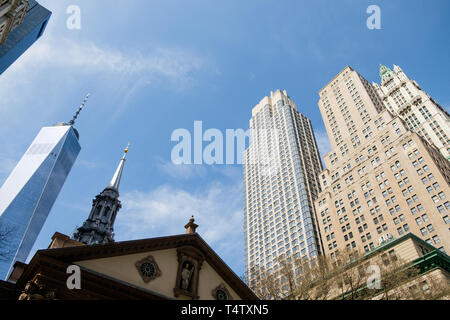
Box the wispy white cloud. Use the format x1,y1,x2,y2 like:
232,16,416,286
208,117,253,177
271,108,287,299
115,180,244,273
156,158,243,182
0,155,17,186
0,32,215,133
76,159,104,170
314,130,331,158
1,36,208,87
157,160,208,180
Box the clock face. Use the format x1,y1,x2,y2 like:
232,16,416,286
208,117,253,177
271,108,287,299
140,262,156,278
215,289,228,300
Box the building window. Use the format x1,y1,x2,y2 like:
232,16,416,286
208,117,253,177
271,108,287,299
432,235,440,244
388,250,398,262
444,216,450,224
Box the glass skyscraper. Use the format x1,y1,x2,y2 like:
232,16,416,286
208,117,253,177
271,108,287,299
243,90,323,293
0,0,51,75
0,123,81,280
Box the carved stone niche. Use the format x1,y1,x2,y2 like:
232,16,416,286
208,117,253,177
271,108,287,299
173,246,205,300
212,283,232,300
135,255,162,283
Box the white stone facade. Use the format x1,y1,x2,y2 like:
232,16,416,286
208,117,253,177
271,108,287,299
373,65,450,160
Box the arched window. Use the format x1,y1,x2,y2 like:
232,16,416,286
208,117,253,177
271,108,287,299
93,205,101,218
103,207,111,218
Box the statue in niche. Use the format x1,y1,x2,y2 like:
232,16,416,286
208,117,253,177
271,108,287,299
18,280,56,300
180,262,194,291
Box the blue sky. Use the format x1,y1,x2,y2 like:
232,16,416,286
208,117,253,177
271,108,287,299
0,0,449,277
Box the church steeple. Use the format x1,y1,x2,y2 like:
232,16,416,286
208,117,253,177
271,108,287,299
72,144,130,245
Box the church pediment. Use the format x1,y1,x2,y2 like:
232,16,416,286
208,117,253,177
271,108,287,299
17,233,257,300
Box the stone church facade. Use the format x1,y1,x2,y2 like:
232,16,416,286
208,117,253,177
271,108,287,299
0,227,257,300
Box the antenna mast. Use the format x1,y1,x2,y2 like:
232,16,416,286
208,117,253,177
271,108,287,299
69,94,90,126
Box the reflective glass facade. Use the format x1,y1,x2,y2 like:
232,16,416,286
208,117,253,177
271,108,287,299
0,0,51,75
0,125,80,280
243,90,323,290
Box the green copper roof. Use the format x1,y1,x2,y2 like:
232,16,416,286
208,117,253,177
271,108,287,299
380,64,394,83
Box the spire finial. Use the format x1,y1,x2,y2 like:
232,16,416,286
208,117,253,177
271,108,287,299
69,94,90,126
109,142,130,191
185,215,199,234
379,64,394,83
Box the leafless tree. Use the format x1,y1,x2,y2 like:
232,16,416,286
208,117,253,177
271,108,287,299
374,257,450,300
249,265,284,300
419,273,450,300
0,221,14,262
249,253,338,300
248,247,449,300
376,259,420,300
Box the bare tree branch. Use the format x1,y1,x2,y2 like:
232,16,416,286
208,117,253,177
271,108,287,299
0,221,14,262
248,248,448,300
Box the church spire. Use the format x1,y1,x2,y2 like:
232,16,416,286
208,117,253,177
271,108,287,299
108,143,130,192
72,144,130,245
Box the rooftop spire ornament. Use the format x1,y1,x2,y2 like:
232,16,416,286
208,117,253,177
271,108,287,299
69,94,90,126
185,216,199,234
109,142,130,191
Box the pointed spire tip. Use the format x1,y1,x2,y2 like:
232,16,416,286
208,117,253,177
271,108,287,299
109,143,130,191
69,93,91,126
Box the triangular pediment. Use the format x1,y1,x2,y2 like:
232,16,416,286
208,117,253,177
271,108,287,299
32,233,257,300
